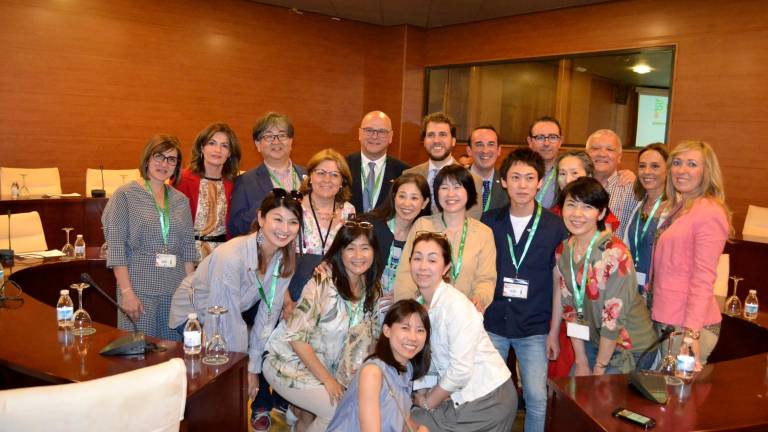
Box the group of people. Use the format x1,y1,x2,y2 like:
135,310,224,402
100,109,731,432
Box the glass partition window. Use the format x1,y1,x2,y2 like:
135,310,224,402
425,47,674,148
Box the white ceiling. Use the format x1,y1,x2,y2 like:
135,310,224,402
251,0,611,28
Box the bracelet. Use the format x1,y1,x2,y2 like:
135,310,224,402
595,361,608,369
685,328,701,340
421,399,431,411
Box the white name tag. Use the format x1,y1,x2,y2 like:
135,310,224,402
566,321,590,341
636,272,647,287
156,253,177,268
503,277,529,299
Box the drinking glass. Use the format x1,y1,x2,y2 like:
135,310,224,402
71,283,95,336
202,305,229,366
61,227,75,258
659,331,680,375
19,173,31,197
724,276,744,317
99,226,108,259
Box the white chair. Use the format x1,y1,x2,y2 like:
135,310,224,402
742,204,768,244
714,253,729,298
0,211,47,253
0,358,187,432
85,168,141,197
0,167,62,198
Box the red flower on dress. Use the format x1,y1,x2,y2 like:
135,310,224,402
578,265,600,300
562,305,577,323
602,297,623,331
616,327,633,350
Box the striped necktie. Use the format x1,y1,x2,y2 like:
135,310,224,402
363,161,376,212
482,180,491,209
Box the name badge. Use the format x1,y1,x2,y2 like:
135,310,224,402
503,277,529,299
636,271,647,287
156,253,177,268
566,321,590,341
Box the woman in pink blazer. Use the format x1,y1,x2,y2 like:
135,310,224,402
651,140,730,370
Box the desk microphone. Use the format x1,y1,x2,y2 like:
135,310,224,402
80,272,146,355
91,164,106,198
628,325,675,404
0,210,14,262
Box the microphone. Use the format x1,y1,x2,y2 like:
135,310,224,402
90,164,106,198
628,325,676,404
80,273,146,355
0,210,14,262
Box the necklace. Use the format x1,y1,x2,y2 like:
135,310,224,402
309,197,336,251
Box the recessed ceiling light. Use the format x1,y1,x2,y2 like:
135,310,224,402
631,64,653,74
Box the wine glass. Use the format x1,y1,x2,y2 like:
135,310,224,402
724,276,744,317
202,305,229,366
659,331,679,375
19,173,31,197
61,227,75,258
70,283,95,336
99,226,108,259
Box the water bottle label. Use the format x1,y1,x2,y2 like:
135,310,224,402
75,245,85,254
745,304,758,314
184,331,201,347
676,354,694,372
57,306,73,320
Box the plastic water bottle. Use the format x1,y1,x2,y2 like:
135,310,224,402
0,261,5,288
744,290,759,320
57,289,74,329
74,234,86,259
183,313,203,355
675,341,695,382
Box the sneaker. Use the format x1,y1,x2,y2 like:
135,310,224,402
285,406,297,426
250,409,271,431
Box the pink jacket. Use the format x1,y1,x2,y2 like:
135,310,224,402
651,198,729,330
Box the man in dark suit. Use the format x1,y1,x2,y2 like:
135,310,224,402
228,112,306,238
346,111,409,214
467,125,509,214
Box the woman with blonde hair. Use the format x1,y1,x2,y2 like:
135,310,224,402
651,140,730,371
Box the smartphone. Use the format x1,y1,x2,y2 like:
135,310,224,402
612,408,656,429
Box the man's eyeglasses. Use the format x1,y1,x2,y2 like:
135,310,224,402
272,188,302,202
361,127,391,138
260,133,290,144
312,169,342,181
344,220,373,230
151,153,179,166
531,134,562,144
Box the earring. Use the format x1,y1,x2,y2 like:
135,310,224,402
256,230,265,246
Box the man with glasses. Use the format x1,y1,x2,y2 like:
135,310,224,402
228,112,306,237
345,111,409,213
404,111,484,218
527,116,563,209
467,125,509,213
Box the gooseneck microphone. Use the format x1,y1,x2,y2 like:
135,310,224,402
90,164,106,198
0,210,14,262
80,273,146,355
628,325,676,404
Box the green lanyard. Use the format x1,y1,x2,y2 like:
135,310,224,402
442,215,468,282
535,168,556,204
144,180,170,246
568,231,601,319
267,165,299,190
361,161,385,205
506,204,542,276
344,291,366,327
256,256,281,316
632,196,662,263
383,218,398,293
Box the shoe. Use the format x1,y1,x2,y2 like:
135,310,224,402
285,406,297,426
250,409,271,431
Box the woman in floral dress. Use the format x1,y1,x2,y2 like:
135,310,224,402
555,177,655,375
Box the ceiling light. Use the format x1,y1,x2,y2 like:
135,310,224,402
632,64,653,74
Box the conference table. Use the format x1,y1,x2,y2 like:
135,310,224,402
0,250,248,431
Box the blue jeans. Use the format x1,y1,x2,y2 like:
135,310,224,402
488,332,546,432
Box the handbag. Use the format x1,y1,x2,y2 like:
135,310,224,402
335,315,376,388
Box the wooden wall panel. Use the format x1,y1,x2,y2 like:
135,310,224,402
416,0,768,230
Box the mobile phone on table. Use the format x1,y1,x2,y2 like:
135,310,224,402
612,407,656,429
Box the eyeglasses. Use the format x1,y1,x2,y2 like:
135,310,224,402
531,134,562,144
344,220,373,230
312,169,342,181
151,153,179,166
415,230,448,241
361,127,391,137
272,188,303,202
260,133,290,144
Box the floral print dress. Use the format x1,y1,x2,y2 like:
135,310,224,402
555,231,655,371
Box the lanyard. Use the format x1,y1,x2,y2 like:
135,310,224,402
144,180,170,245
256,255,281,315
506,204,542,276
267,165,299,190
344,291,366,327
383,218,398,292
535,168,556,204
442,215,468,282
632,196,662,262
361,161,385,205
309,197,335,251
569,231,601,318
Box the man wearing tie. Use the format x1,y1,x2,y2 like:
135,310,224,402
467,125,509,214
346,111,409,214
403,112,484,219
